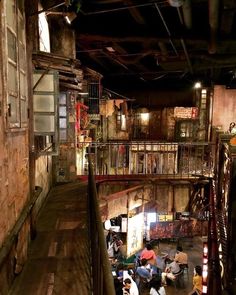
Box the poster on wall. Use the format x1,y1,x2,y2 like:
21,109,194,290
174,107,199,119
149,219,208,239
127,213,144,257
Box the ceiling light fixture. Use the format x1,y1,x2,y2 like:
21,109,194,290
78,92,89,96
194,82,202,89
106,47,115,53
64,11,77,24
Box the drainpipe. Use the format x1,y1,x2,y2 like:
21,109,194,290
182,0,192,30
208,0,220,54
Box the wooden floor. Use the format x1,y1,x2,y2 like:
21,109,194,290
9,181,204,295
10,182,92,295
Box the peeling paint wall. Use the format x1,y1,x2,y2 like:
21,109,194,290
107,111,129,140
0,132,30,245
35,155,52,213
49,18,76,58
99,182,190,220
162,108,175,141
212,85,236,131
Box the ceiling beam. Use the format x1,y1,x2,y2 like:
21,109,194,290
76,33,208,45
124,0,146,24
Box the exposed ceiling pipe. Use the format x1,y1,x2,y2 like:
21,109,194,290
30,1,66,16
81,2,167,15
154,3,178,56
208,0,220,54
155,3,193,74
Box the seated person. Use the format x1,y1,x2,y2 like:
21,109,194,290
135,258,152,289
161,258,182,285
149,276,166,295
174,246,188,267
140,244,157,266
188,265,202,295
123,274,139,295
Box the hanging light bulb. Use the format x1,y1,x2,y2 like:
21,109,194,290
194,81,202,89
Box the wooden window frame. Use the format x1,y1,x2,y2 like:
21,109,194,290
33,70,59,156
5,0,28,130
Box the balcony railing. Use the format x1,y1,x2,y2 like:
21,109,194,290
77,141,215,178
88,156,116,295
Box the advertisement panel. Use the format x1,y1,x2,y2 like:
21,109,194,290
127,213,144,257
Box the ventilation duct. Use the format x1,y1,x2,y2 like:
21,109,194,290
168,0,184,7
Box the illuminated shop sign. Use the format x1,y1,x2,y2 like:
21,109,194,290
157,213,173,222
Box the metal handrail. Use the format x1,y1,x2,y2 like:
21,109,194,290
88,155,116,295
206,180,222,295
78,141,215,178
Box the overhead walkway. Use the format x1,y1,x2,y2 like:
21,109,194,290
10,175,115,295
10,182,91,295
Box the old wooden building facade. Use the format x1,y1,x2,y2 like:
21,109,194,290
0,1,236,294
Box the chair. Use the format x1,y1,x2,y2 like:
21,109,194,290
172,269,184,289
180,263,189,278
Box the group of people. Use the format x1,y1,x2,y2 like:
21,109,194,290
107,230,203,295
114,268,166,295
113,243,202,295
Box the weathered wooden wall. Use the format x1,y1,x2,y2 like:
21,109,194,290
98,181,190,220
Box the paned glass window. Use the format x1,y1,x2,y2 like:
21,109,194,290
6,0,28,128
117,111,127,131
59,93,67,141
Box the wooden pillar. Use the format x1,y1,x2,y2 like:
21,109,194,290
25,0,39,198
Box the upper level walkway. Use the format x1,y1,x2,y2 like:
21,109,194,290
10,182,92,295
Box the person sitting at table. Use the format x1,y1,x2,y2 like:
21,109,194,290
135,258,152,291
161,258,182,285
174,246,188,267
123,273,139,295
149,276,166,295
140,244,157,267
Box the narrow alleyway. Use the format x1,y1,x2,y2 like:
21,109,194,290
10,182,92,295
